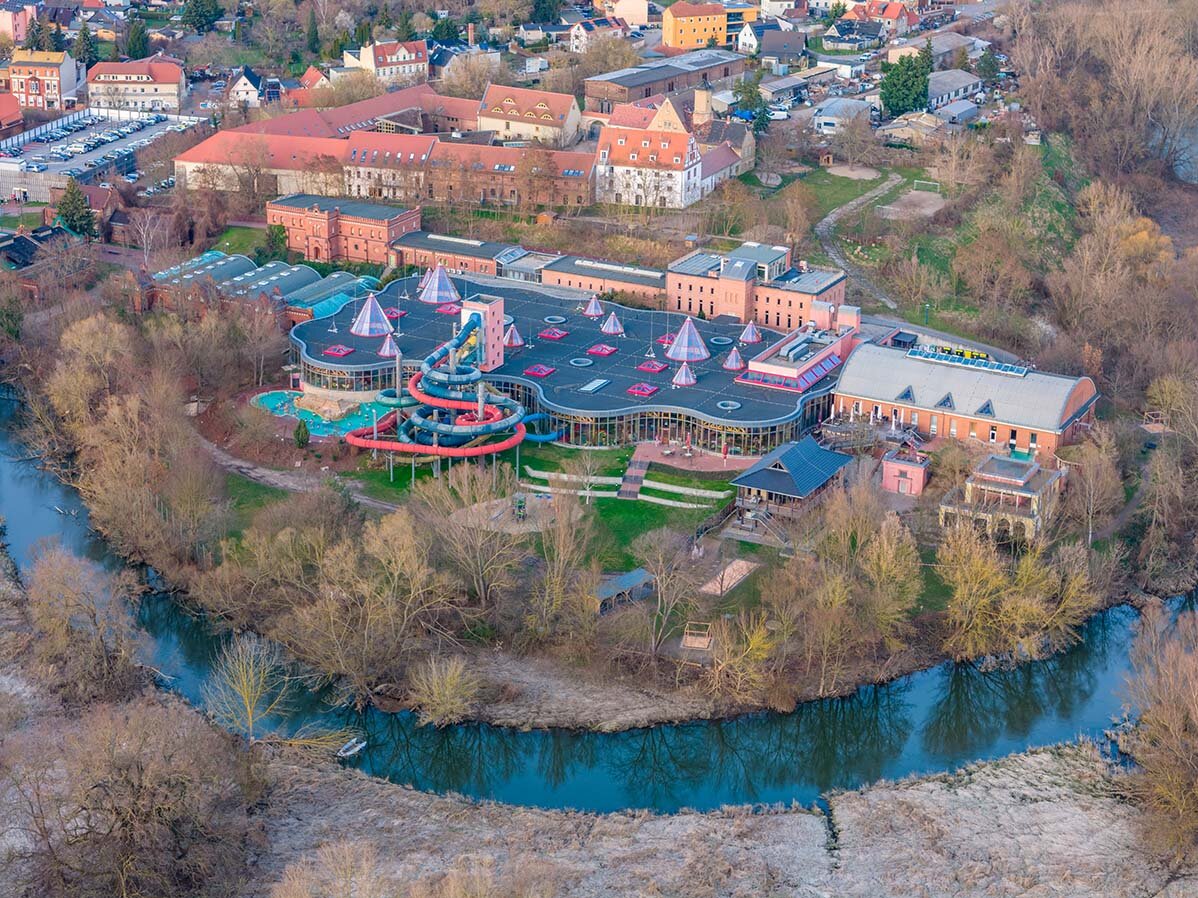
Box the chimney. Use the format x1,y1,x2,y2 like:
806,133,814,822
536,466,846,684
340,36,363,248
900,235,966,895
467,22,476,46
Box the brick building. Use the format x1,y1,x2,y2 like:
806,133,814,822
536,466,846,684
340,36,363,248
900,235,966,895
583,48,747,112
667,242,847,326
266,193,421,265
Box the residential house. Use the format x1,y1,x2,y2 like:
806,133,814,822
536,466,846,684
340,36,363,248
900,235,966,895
821,19,882,50
42,183,119,234
477,83,581,146
227,66,266,107
840,0,917,39
569,16,628,52
760,0,807,16
340,39,429,85
594,98,706,208
736,19,781,55
610,0,651,27
429,43,501,80
927,68,981,108
517,22,571,43
811,96,873,134
8,49,80,109
663,0,758,50
0,0,37,45
833,342,1098,460
758,30,807,70
86,59,187,111
265,193,421,265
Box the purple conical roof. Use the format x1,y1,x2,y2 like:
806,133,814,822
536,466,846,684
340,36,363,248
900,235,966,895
378,332,399,358
722,346,746,370
671,361,697,387
350,293,391,337
600,311,624,336
418,264,460,305
664,317,710,362
583,295,603,318
503,324,525,348
739,321,763,344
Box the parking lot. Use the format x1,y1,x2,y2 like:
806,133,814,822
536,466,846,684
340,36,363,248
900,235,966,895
0,113,198,191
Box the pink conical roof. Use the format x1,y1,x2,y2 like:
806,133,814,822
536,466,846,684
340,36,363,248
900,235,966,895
503,324,525,348
418,264,460,305
600,311,624,336
418,268,432,290
671,361,697,387
664,317,709,362
350,293,391,337
740,321,763,344
722,346,746,371
583,295,603,318
378,332,399,358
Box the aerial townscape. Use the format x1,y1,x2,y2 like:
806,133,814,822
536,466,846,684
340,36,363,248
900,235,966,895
1,0,1198,895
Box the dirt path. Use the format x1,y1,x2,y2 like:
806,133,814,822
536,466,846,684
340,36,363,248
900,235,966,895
200,436,400,513
1095,459,1152,543
814,172,902,310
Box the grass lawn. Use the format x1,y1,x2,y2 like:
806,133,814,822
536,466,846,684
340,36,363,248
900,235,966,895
917,545,952,615
225,473,287,538
589,497,710,570
800,168,887,219
0,212,43,230
347,461,435,501
213,226,266,257
495,442,633,478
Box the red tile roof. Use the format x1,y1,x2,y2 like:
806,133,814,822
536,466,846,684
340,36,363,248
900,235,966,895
231,84,475,137
0,93,21,128
370,39,427,67
175,131,350,170
479,84,577,129
598,125,698,171
299,65,328,90
86,60,183,83
699,141,740,179
346,131,438,168
607,103,657,128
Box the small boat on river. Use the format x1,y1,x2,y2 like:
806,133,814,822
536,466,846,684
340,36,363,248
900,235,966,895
336,737,367,760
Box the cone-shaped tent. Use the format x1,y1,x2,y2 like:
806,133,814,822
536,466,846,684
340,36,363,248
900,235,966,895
583,295,604,318
600,311,625,336
350,293,391,337
671,361,697,387
418,264,460,305
503,324,525,348
739,320,763,344
418,268,432,290
664,317,710,362
722,346,746,371
378,332,399,358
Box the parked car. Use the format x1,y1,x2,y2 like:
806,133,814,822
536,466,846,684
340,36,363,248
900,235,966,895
767,108,789,121
26,163,47,172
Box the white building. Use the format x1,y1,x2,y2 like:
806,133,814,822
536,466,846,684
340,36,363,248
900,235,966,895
341,40,429,84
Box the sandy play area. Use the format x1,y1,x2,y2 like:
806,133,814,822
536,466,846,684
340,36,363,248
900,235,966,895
878,188,947,220
699,559,760,596
826,164,881,180
449,492,558,534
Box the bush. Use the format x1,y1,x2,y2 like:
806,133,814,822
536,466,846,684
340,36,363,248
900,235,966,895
408,656,482,727
294,419,310,449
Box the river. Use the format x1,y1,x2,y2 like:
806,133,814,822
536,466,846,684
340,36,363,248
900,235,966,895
0,408,1149,814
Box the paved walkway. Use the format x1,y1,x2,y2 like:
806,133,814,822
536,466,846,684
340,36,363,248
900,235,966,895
814,172,902,311
631,441,756,473
616,457,650,499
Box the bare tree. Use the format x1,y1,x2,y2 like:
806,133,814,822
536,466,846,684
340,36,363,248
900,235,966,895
1064,429,1124,545
631,528,697,656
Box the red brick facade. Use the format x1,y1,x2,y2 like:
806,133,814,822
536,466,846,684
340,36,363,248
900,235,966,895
266,196,421,265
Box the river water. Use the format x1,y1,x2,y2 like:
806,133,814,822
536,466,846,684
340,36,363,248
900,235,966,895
0,409,1148,813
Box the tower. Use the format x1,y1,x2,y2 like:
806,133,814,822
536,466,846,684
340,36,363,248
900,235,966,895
461,294,505,372
692,75,713,128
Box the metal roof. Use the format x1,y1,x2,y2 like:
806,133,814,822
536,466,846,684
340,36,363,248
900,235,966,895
836,343,1095,433
729,241,788,266
541,254,666,288
393,230,516,261
773,267,846,294
730,436,851,498
270,193,412,222
928,68,982,98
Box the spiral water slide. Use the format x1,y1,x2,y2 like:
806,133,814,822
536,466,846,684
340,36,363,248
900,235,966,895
345,314,554,457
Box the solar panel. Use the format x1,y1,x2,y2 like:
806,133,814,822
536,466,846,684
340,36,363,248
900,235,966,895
579,378,610,394
906,347,1027,377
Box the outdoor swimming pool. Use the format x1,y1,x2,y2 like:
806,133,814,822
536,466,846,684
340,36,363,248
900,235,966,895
253,390,391,437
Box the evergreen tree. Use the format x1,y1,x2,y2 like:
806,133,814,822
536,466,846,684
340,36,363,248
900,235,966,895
181,0,221,33
395,10,414,40
38,21,55,50
57,179,95,238
307,6,320,54
531,0,560,22
293,420,310,449
108,39,121,60
74,21,97,67
353,18,371,46
880,54,930,116
975,46,999,81
377,4,391,30
126,17,149,59
24,18,42,51
918,37,933,73
430,16,459,42
52,23,65,52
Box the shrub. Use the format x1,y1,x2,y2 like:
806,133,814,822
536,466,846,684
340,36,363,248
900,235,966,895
408,656,482,727
294,419,310,449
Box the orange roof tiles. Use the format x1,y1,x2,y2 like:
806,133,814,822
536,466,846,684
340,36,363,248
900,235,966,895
370,39,427,67
346,132,438,167
87,60,183,83
598,125,697,171
175,131,350,170
479,84,577,129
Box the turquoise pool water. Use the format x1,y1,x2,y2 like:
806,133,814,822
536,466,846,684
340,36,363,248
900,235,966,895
252,390,391,437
